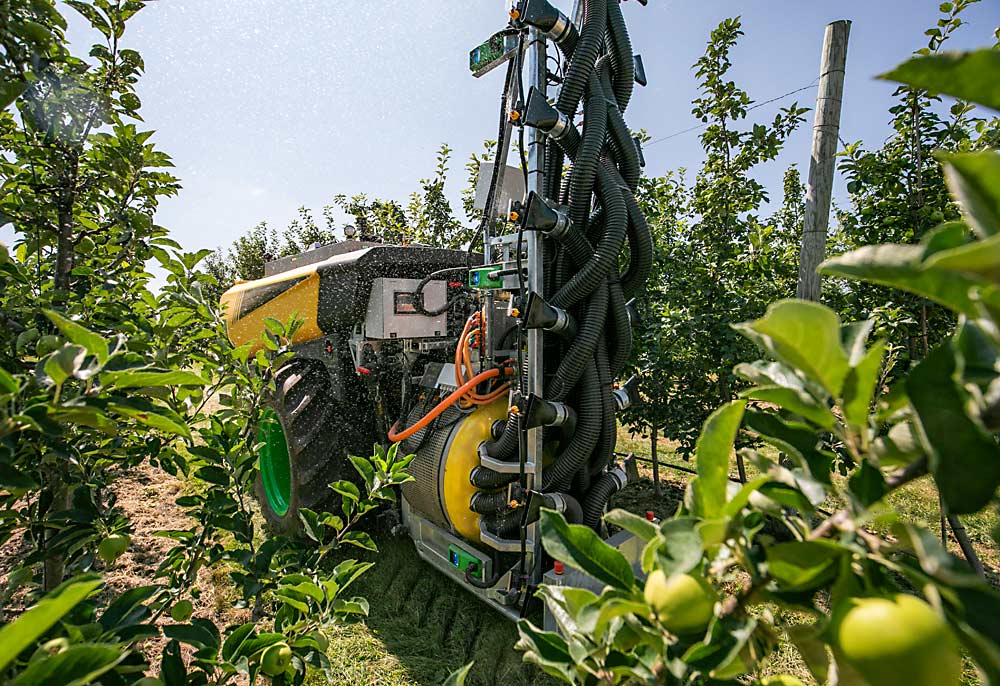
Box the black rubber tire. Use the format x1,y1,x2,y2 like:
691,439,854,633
254,358,347,536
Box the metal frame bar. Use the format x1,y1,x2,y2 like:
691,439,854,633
525,25,547,585
523,0,580,586
571,0,585,28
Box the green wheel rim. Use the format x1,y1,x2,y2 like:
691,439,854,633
258,409,292,517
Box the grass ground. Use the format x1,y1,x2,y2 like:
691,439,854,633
300,425,998,686
6,420,988,685
300,426,702,686
306,536,552,686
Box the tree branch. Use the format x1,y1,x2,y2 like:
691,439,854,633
809,456,929,541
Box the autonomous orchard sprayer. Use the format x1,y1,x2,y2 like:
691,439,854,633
220,0,652,619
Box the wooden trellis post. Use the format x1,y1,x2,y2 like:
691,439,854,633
797,20,851,301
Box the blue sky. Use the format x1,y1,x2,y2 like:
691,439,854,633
6,1,1000,254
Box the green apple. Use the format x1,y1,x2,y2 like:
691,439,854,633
643,571,718,635
710,654,748,680
35,335,61,357
830,594,961,686
170,599,194,622
15,328,39,353
260,642,293,677
759,677,806,686
98,533,131,564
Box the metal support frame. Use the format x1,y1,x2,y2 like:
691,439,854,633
401,4,585,606
524,25,547,586
521,0,581,586
571,0,585,27
483,78,516,362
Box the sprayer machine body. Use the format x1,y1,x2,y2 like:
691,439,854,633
221,0,651,619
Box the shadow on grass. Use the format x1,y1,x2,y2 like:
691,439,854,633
316,475,693,686
310,448,695,686
317,534,553,686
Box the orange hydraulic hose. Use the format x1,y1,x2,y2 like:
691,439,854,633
463,337,510,403
454,313,479,387
388,367,510,442
453,311,512,405
454,315,479,408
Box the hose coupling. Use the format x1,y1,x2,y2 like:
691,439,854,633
515,0,575,45
541,492,584,524
524,393,577,433
625,298,640,330
608,464,629,491
612,375,641,411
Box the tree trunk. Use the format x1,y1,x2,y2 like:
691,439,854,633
45,155,78,590
947,514,986,579
796,20,851,301
42,477,70,591
54,173,76,294
651,427,661,497
735,453,747,484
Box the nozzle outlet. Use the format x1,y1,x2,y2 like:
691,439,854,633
523,87,571,140
522,291,576,336
515,0,574,44
612,375,641,411
521,191,571,238
523,393,577,433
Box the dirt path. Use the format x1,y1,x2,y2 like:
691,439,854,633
0,462,249,662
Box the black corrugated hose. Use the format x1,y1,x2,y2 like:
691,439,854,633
483,506,523,538
556,0,607,118
621,190,652,299
583,470,622,529
607,278,632,378
542,360,602,492
471,490,511,515
504,0,651,532
481,409,522,461
568,88,608,230
547,282,608,401
550,162,627,309
605,0,635,111
470,465,517,490
592,337,616,477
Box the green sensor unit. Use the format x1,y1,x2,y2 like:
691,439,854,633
470,31,519,78
468,266,505,290
448,545,484,579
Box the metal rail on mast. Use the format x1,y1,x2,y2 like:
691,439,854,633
524,23,546,584
524,0,582,587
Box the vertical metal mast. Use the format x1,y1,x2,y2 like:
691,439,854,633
524,24,546,583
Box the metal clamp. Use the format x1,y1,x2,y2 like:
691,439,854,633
480,521,534,553
546,11,573,44
548,112,572,141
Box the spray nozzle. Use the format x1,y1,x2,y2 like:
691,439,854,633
523,87,571,140
612,375,641,411
633,54,648,87
514,0,574,43
520,191,571,238
633,136,646,168
522,291,576,336
625,297,640,329
523,393,577,433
